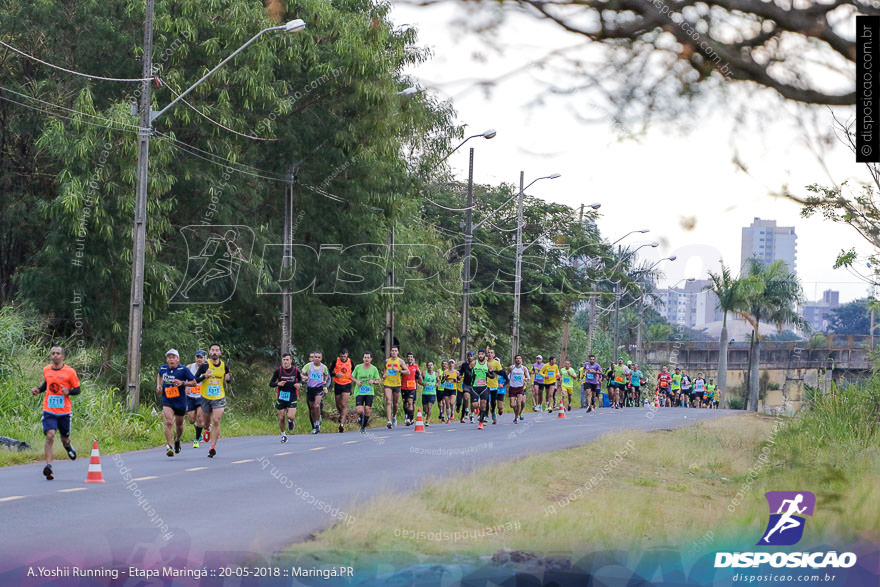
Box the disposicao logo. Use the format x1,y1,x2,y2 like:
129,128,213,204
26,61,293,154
714,490,858,569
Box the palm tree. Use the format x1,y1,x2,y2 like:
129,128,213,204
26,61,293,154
737,259,808,412
705,262,754,406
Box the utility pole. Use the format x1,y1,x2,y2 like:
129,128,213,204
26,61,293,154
385,225,395,358
280,164,296,357
125,0,154,410
635,296,643,363
459,148,475,362
588,294,596,355
613,281,621,359
560,203,587,365
511,171,525,363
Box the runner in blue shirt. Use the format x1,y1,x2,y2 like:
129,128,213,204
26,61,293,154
156,349,197,457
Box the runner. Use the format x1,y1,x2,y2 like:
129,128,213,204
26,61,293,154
706,378,718,408
437,360,449,422
693,372,706,409
629,363,644,407
444,359,459,424
605,363,615,407
185,349,207,448
157,349,197,457
351,351,382,433
269,353,301,442
400,352,423,426
582,354,602,412
199,343,231,457
331,349,353,433
421,361,438,425
457,352,476,423
680,368,692,408
471,349,491,429
31,346,80,480
656,365,672,407
610,358,630,409
670,367,683,407
382,346,409,429
302,351,330,434
507,355,530,423
486,348,504,424
531,355,545,412
539,356,560,411
495,361,507,419
559,360,577,412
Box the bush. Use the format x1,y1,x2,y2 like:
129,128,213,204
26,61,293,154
728,396,744,410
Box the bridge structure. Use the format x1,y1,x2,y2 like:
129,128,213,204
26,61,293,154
641,335,876,412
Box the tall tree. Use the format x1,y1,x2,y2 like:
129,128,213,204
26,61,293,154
737,259,807,411
705,261,754,406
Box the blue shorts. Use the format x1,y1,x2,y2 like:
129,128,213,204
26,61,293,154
186,395,203,412
42,412,71,437
162,399,187,417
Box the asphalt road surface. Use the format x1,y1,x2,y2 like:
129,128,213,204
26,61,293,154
0,407,734,574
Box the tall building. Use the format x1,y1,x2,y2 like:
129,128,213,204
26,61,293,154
741,218,797,275
658,279,722,327
800,290,840,333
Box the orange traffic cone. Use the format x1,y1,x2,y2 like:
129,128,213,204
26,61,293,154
557,402,566,419
414,410,425,432
653,390,660,407
85,440,105,483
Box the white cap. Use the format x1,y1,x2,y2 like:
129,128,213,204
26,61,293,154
536,354,543,359
166,349,179,357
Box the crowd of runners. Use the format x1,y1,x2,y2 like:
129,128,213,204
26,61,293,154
31,344,723,479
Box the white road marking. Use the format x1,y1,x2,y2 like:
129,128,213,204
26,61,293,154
274,451,294,456
185,467,207,472
232,459,255,464
0,496,25,502
342,441,358,445
309,447,326,452
132,476,158,481
57,487,87,493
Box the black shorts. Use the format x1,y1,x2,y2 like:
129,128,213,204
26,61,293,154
42,412,71,437
401,388,417,402
161,401,186,417
471,386,490,402
355,395,374,407
385,385,401,395
306,387,325,401
275,400,297,410
334,383,352,395
631,385,641,395
186,395,202,412
585,382,601,392
421,394,436,405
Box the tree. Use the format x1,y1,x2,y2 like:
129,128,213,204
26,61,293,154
737,259,807,412
705,261,754,406
827,299,872,335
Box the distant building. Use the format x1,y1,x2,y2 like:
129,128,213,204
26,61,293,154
657,279,722,328
800,290,840,333
741,218,797,275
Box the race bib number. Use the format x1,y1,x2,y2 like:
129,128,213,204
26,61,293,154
387,367,398,377
47,394,65,409
476,378,487,387
615,376,624,384
165,386,180,399
512,374,523,386
359,384,371,395
278,390,291,402
660,381,668,388
309,370,323,384
563,377,572,386
586,372,596,381
205,384,221,398
424,385,436,394
445,381,453,389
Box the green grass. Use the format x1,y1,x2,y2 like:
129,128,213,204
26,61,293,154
285,392,880,558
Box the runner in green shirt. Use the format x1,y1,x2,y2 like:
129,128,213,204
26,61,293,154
670,367,683,407
421,361,438,426
559,361,577,412
351,351,382,434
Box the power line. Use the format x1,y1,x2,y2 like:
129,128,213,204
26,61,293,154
157,76,280,142
0,40,151,82
0,85,140,130
0,94,138,135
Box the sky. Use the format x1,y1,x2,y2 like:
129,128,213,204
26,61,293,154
389,2,869,304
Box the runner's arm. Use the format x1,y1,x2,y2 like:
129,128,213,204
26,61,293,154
31,380,46,395
65,385,82,396
269,369,280,388
156,373,163,394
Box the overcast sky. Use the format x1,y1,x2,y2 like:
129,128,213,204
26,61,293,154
390,2,869,304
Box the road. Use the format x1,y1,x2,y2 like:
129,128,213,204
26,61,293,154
0,407,734,575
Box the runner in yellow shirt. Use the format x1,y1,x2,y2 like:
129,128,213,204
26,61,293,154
539,356,561,411
486,348,505,425
383,345,410,429
559,360,577,412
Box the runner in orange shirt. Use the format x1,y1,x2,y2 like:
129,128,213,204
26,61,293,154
31,346,81,480
332,348,353,433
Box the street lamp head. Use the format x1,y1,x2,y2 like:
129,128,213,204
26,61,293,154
481,129,497,139
397,86,418,96
639,229,650,234
548,173,561,179
589,203,601,209
650,242,659,247
667,255,677,261
686,277,696,282
284,19,306,32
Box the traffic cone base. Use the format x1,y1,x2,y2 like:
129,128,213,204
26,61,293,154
85,440,106,483
557,402,566,419
414,410,426,432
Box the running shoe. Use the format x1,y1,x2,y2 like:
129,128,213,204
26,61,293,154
208,447,216,458
288,419,295,432
386,421,392,429
312,425,320,435
203,428,211,442
281,434,288,443
64,444,77,460
174,440,181,454
338,425,344,433
477,421,483,430
425,422,430,427
193,440,200,448
166,445,174,457
519,414,524,421
43,464,53,480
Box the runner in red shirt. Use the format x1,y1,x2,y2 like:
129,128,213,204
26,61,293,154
31,346,81,480
657,366,672,407
332,349,353,433
400,352,423,426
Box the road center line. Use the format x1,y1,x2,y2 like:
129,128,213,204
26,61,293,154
274,451,294,456
185,467,207,471
132,476,158,481
342,441,358,445
0,496,25,502
232,459,255,464
309,447,326,452
57,487,87,493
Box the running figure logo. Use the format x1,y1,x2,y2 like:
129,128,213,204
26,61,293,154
758,491,816,546
169,225,254,304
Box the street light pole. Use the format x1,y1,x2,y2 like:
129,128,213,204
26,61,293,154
124,16,306,408
511,171,525,362
459,148,475,362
